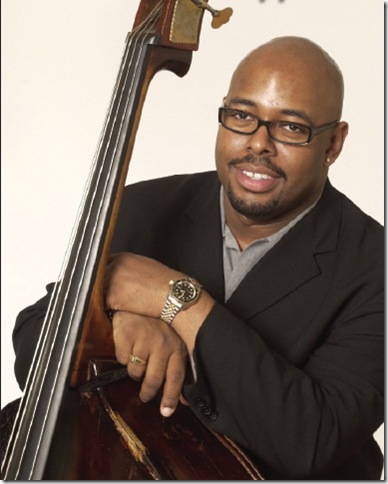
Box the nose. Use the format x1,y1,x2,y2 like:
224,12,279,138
245,123,276,156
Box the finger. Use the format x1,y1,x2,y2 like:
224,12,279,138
159,353,186,417
138,354,169,403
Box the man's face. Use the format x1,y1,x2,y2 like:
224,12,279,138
215,54,341,225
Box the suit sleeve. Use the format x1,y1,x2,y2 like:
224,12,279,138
183,292,384,478
13,284,54,390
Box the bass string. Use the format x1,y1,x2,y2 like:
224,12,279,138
53,1,162,298
4,5,163,478
48,2,164,332
55,1,162,295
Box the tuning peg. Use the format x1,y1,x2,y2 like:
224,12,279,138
191,0,233,29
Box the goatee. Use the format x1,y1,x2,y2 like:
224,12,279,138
225,154,286,219
226,183,281,219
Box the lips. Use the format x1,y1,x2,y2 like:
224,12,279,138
241,170,273,180
234,165,281,193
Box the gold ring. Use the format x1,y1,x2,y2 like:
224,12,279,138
128,353,147,366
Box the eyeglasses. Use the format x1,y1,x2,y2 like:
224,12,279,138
218,107,339,145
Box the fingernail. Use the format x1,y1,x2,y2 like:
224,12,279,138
161,406,174,417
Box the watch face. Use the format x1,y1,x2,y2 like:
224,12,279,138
172,279,199,303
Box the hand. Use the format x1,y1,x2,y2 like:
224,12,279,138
105,252,183,318
113,310,188,417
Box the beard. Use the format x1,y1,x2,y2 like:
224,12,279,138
225,182,282,219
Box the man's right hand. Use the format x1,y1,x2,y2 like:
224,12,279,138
112,310,188,417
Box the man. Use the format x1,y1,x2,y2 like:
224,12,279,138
13,37,383,479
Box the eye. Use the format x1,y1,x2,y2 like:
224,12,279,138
278,121,309,134
234,110,251,121
226,109,255,123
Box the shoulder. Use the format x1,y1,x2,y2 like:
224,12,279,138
125,171,218,196
111,171,220,253
316,181,383,244
120,171,219,218
333,184,383,244
313,181,383,286
121,171,218,209
302,181,384,292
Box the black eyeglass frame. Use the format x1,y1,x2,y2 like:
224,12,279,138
218,107,339,146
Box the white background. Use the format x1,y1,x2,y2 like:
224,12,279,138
2,0,384,467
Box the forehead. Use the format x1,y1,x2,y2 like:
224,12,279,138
227,51,337,123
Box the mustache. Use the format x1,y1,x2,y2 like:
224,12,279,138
228,154,287,180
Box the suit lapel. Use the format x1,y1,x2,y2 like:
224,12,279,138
225,222,320,319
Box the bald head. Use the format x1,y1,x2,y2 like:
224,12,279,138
229,36,345,120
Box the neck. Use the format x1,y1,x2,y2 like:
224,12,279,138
223,192,320,251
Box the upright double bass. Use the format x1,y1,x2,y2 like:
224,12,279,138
2,1,263,479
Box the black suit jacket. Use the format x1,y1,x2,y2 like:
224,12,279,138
14,171,384,479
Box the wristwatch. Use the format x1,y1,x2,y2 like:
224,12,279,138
160,278,202,325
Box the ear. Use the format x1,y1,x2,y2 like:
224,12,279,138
325,121,349,166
